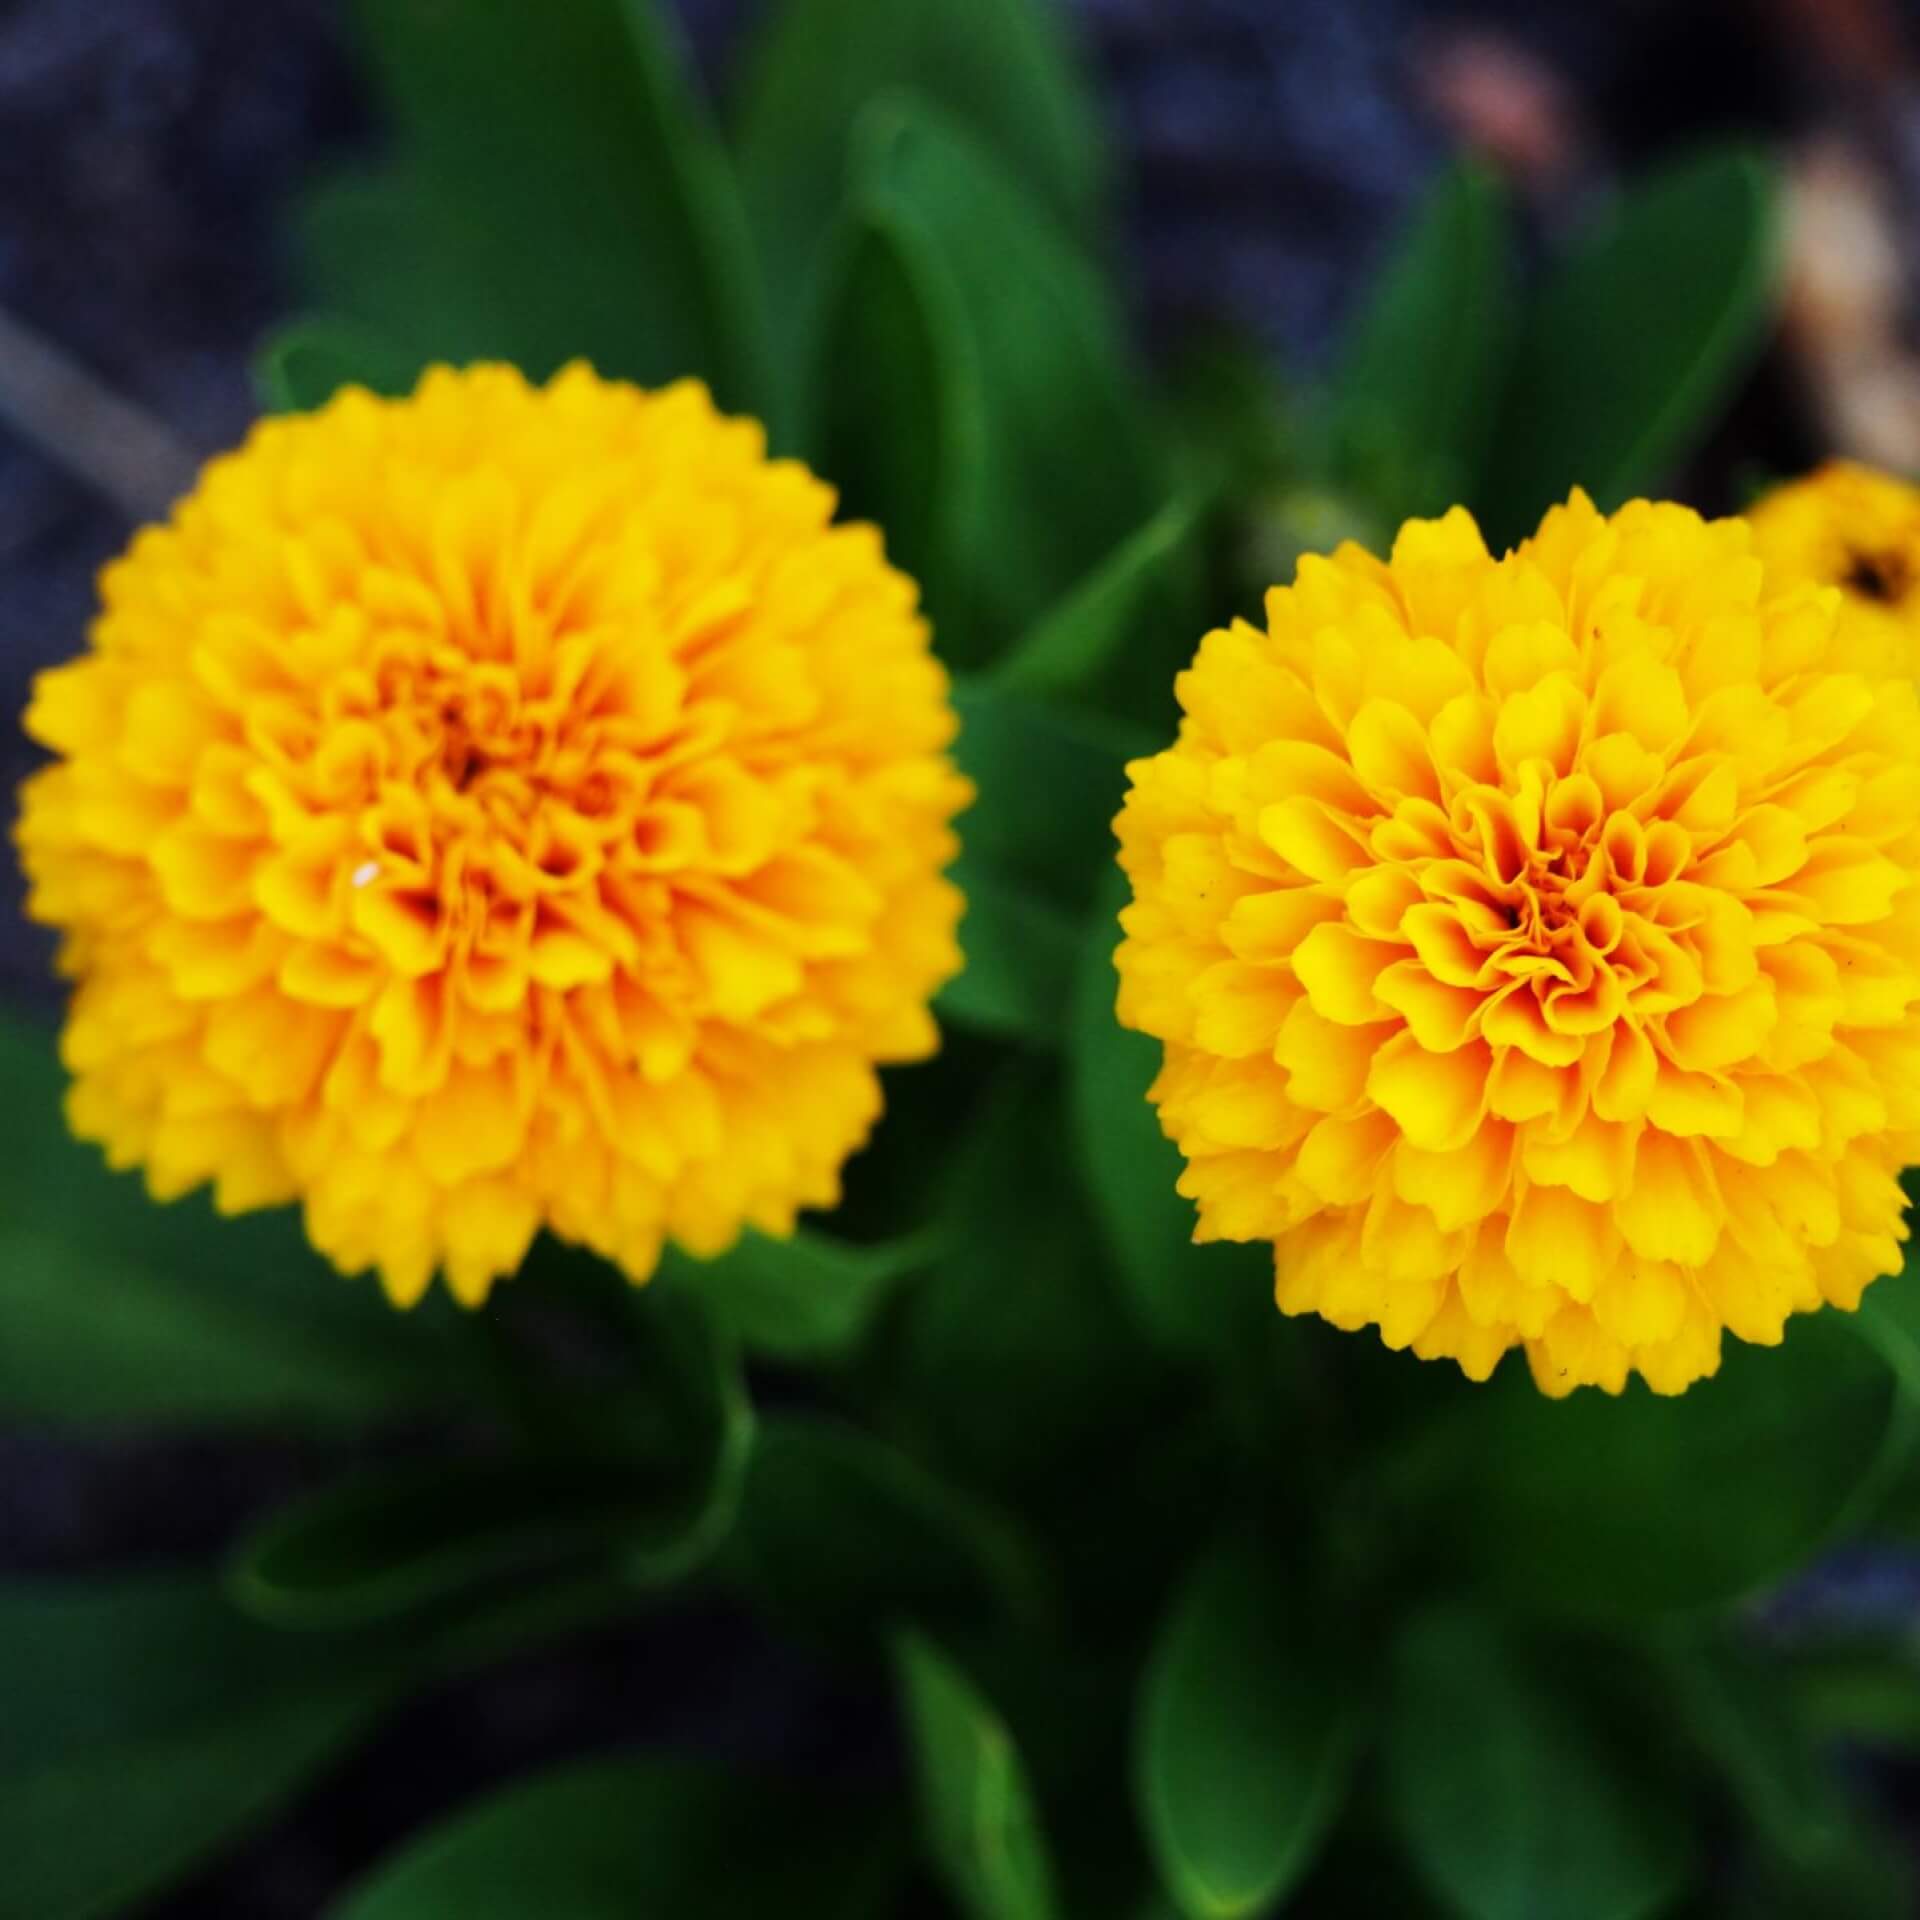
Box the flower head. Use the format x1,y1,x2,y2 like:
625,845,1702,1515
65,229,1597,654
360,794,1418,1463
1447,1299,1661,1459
1750,460,1920,675
1116,493,1920,1395
18,364,968,1306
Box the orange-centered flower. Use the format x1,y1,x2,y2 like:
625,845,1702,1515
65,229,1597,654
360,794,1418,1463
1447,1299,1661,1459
1750,460,1920,676
18,364,969,1307
1116,493,1920,1395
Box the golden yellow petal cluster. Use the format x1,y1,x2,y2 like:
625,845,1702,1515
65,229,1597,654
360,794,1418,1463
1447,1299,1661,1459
1750,460,1920,675
1116,492,1920,1395
18,363,969,1307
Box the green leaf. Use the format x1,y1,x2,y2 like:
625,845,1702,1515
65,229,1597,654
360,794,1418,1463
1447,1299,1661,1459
939,683,1147,1044
812,199,986,646
993,493,1206,729
896,1631,1063,1920
733,1415,1039,1638
1674,1644,1870,1870
899,1061,1165,1508
735,0,1104,391
661,1225,938,1360
1385,1613,1690,1920
938,854,1085,1043
1792,1647,1920,1752
1068,869,1270,1354
1442,1310,1902,1618
0,1570,394,1920
315,0,769,407
1165,338,1299,503
1330,160,1513,522
1137,1541,1361,1919
301,169,509,367
953,681,1145,907
228,1457,660,1631
0,1012,476,1428
845,97,1159,660
256,315,425,412
1673,1643,1912,1919
231,1285,752,1626
1482,146,1779,543
1854,1239,1920,1406
332,1755,901,1919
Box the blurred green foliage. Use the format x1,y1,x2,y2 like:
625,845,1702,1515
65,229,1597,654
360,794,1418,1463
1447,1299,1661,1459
7,0,1913,1917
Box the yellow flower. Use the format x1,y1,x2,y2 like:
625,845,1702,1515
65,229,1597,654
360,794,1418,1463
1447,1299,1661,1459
1116,492,1920,1395
18,363,969,1307
1750,460,1920,675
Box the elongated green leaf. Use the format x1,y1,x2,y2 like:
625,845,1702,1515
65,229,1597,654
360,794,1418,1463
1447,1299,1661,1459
661,1225,938,1360
9,1692,377,1920
939,683,1146,1044
900,1062,1166,1511
0,1571,394,1920
620,1286,756,1585
1674,1645,1868,1872
938,855,1084,1043
1483,147,1779,542
1330,160,1513,521
734,1415,1038,1637
232,1286,752,1625
848,98,1158,659
1386,1613,1690,1920
1841,1227,1920,1531
1793,1648,1920,1752
735,0,1104,390
1855,1233,1920,1406
994,493,1205,729
1068,870,1270,1353
228,1457,660,1631
256,315,425,413
1672,1644,1911,1918
897,1632,1063,1920
333,1756,902,1919
953,682,1146,907
0,1013,475,1427
316,0,769,407
1138,1542,1360,1919
301,169,511,367
1444,1310,1901,1617
813,198,986,645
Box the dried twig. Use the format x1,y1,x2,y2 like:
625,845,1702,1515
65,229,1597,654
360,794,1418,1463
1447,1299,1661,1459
0,304,201,525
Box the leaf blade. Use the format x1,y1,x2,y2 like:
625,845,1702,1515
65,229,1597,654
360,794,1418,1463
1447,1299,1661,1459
0,1570,394,1920
1137,1542,1360,1918
317,0,770,406
661,1225,938,1360
256,315,424,413
1482,146,1780,542
1330,159,1514,522
735,0,1105,398
896,1632,1063,1920
1443,1309,1901,1618
993,492,1206,727
1384,1612,1690,1920
845,97,1159,659
332,1755,902,1919
733,1415,1040,1639
0,1012,475,1428
1068,870,1270,1353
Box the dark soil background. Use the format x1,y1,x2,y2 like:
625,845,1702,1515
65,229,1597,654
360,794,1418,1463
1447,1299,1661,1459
3,1,1920,1912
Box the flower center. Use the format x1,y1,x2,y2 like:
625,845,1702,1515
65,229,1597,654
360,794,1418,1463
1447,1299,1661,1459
1429,767,1708,1045
1844,545,1909,604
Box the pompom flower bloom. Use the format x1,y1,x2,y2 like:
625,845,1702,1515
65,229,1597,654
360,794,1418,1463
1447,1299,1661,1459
1749,460,1920,675
1116,493,1920,1395
18,364,968,1306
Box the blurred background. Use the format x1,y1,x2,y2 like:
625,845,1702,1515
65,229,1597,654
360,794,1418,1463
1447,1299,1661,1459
5,0,1920,1910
